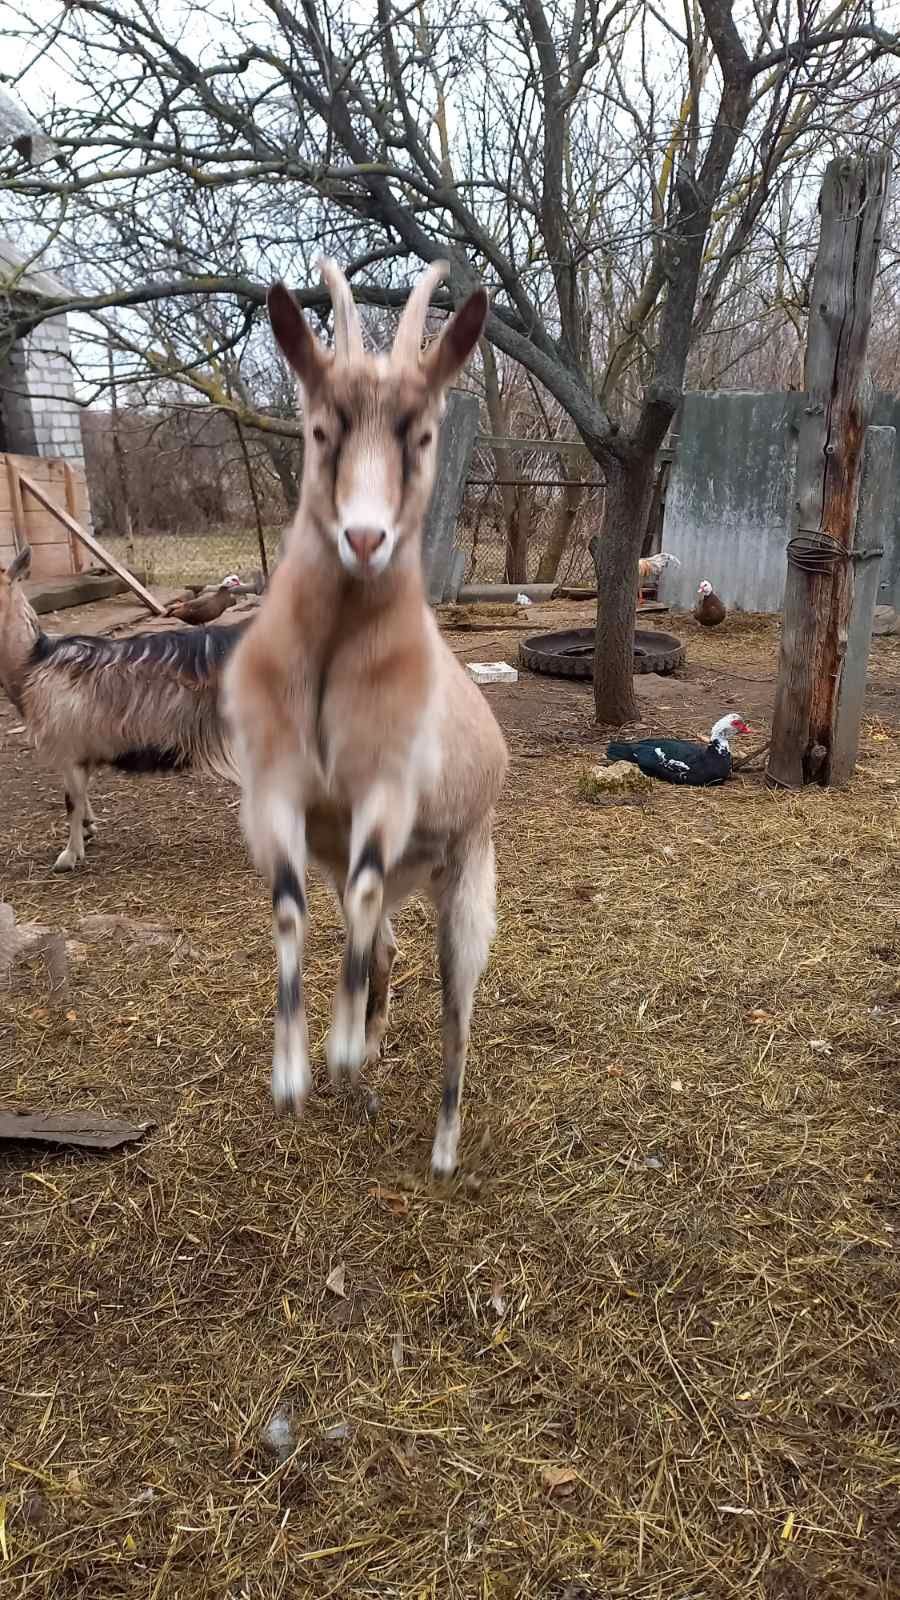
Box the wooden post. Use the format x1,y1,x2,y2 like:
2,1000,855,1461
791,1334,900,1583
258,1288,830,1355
768,152,890,789
421,389,480,604
62,461,84,574
830,425,896,786
5,456,26,554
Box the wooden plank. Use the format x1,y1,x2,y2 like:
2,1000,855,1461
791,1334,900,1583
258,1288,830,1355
30,544,80,580
63,461,84,574
7,453,52,482
768,153,889,789
6,457,27,554
23,510,71,544
17,471,165,615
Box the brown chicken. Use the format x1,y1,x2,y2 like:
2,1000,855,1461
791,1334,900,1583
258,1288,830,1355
165,576,241,625
694,580,727,627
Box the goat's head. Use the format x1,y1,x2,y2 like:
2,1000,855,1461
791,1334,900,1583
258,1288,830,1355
268,259,487,579
0,544,32,615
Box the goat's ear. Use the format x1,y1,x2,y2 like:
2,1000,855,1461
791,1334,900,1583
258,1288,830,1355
422,289,488,392
267,282,331,392
6,545,32,583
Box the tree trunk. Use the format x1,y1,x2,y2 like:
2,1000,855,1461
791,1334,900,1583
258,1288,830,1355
536,444,590,584
592,452,657,724
259,432,301,514
768,153,889,788
107,346,135,553
504,490,530,584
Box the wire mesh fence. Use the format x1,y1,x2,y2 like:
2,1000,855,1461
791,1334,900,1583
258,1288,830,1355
458,440,604,587
103,528,280,590
98,438,624,594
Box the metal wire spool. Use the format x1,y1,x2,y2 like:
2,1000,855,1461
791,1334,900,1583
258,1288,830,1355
786,532,848,574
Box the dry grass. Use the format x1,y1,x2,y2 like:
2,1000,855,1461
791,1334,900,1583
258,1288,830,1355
1,616,900,1598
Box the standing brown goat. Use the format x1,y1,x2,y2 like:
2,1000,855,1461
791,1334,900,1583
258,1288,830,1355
224,260,508,1175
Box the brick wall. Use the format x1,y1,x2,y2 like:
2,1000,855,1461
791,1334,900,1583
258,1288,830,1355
0,309,85,464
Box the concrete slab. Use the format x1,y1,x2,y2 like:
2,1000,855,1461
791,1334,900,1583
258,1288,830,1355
24,570,153,616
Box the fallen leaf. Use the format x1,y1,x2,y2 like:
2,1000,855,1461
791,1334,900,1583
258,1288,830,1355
490,1278,507,1317
369,1184,410,1217
65,1011,78,1023
643,1155,663,1171
671,1078,684,1092
606,1063,623,1077
808,1039,832,1055
391,1331,404,1372
746,1009,776,1025
781,1510,795,1541
325,1263,347,1299
541,1464,578,1497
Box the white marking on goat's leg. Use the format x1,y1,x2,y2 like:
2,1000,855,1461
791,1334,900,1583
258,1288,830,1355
431,836,497,1178
327,832,385,1087
53,764,90,871
365,917,398,1062
271,854,311,1113
247,785,311,1114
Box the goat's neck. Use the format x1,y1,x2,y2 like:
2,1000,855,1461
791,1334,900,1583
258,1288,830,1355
0,591,41,707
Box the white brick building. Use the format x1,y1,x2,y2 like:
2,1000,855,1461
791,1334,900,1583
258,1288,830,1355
0,239,85,464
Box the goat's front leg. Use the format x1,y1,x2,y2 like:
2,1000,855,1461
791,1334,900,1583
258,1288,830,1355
326,792,411,1088
83,784,98,841
244,783,311,1115
431,831,497,1177
270,844,311,1114
53,764,90,872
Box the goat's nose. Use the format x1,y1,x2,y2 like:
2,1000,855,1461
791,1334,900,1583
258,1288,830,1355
345,526,386,565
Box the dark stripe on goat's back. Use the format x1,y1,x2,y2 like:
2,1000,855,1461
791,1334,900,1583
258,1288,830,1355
29,621,248,685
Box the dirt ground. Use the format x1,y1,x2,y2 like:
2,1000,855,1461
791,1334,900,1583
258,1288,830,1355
1,596,899,1598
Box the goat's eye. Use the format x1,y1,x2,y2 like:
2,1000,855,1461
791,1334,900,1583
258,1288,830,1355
312,425,328,445
418,431,433,449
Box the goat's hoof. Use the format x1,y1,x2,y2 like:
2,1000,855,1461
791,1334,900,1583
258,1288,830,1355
271,1058,310,1116
325,1026,365,1089
430,1126,461,1182
52,850,81,873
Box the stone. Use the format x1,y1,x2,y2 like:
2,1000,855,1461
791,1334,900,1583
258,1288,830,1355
578,761,653,802
872,605,899,636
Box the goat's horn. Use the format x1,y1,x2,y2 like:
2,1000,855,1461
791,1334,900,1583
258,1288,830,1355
316,257,364,359
392,260,449,364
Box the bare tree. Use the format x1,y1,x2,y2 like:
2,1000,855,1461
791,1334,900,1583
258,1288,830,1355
1,0,897,719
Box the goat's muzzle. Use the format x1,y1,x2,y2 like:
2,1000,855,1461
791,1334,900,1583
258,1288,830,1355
344,527,387,568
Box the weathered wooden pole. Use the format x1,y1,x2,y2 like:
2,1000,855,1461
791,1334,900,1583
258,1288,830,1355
830,425,896,785
768,152,890,789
